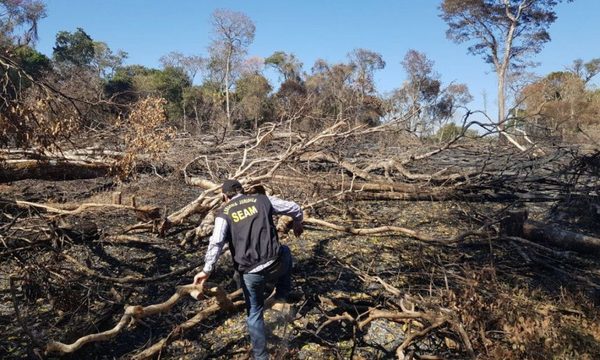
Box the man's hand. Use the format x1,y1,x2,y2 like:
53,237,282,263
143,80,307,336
193,271,209,287
292,221,303,237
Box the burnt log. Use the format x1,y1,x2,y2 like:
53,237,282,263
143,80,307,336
523,220,600,254
0,160,111,182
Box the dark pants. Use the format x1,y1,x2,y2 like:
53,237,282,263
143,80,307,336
241,245,293,360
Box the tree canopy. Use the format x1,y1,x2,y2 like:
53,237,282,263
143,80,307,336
53,28,95,67
440,0,571,136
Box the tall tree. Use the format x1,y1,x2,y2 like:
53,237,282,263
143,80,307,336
209,9,255,128
151,66,191,120
440,0,571,139
307,59,355,123
234,71,272,129
346,49,386,126
159,51,205,84
568,58,600,84
50,28,108,128
398,50,442,133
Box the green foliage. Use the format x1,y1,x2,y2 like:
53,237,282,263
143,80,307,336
53,28,95,67
440,0,571,127
13,46,51,77
104,77,134,105
152,66,191,119
235,73,271,100
440,0,567,69
151,67,190,102
181,83,228,130
234,73,272,128
435,123,478,142
104,65,191,120
0,46,50,105
198,80,223,97
104,65,151,104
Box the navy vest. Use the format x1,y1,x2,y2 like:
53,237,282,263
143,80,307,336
218,194,280,273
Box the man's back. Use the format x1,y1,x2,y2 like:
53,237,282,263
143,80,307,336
219,194,280,273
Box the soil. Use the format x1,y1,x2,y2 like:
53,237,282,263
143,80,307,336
1,139,599,360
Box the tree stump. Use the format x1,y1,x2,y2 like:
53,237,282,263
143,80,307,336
112,192,122,205
500,209,528,237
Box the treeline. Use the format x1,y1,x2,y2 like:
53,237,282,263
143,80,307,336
1,1,599,150
516,59,600,143
0,2,474,149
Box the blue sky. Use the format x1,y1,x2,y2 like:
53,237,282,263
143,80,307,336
35,0,600,119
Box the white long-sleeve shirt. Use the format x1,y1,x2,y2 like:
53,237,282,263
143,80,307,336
202,195,303,274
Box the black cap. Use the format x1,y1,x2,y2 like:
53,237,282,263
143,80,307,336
222,179,243,193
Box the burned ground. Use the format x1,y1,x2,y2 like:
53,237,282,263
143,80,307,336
1,128,599,360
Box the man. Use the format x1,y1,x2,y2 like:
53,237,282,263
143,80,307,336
193,179,303,360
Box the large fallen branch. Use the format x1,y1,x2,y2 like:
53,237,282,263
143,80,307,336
304,217,437,242
305,216,487,245
9,200,160,218
500,210,600,254
132,297,246,359
0,148,124,182
132,288,285,359
44,283,243,355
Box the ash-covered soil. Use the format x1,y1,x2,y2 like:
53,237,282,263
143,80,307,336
1,145,600,360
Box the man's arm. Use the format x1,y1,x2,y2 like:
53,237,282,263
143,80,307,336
194,216,228,285
268,195,304,236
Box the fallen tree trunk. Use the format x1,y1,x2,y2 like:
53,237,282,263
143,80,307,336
0,148,169,182
266,174,426,193
0,148,125,182
0,159,112,182
523,220,600,255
